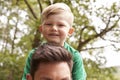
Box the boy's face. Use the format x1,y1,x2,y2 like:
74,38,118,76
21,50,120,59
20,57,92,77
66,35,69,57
40,13,74,46
27,62,72,80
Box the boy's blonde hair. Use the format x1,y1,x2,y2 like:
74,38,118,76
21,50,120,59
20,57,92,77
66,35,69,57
41,3,74,26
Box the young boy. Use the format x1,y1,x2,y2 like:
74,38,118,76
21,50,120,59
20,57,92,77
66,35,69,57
26,43,73,80
22,3,86,80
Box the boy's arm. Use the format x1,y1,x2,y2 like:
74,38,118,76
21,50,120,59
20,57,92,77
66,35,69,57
72,51,87,80
22,49,35,80
64,42,86,80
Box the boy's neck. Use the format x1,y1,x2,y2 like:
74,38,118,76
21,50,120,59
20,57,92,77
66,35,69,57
44,42,65,46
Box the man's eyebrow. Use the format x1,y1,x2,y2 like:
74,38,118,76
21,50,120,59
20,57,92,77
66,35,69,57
40,77,52,80
62,77,70,80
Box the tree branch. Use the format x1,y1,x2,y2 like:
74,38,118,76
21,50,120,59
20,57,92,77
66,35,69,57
77,14,120,51
11,17,19,54
37,0,43,14
24,0,38,19
81,45,109,51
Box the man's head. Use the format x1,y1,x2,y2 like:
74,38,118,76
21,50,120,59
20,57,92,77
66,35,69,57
39,3,74,46
27,43,73,80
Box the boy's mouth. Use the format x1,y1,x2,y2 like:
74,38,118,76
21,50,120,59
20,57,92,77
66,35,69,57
48,33,59,37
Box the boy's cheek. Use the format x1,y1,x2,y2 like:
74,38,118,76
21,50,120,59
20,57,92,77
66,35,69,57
39,26,42,33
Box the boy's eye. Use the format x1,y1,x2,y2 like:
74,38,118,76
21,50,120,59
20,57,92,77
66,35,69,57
45,23,52,26
58,24,65,27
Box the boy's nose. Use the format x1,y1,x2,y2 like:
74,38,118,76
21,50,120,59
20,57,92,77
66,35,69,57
52,25,57,31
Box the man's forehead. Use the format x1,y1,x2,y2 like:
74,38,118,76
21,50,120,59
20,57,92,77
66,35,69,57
39,76,70,80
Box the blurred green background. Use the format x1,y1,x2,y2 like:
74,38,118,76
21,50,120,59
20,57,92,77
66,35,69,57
0,0,120,80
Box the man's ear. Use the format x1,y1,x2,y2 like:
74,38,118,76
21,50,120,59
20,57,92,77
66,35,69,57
26,74,32,80
39,25,42,33
68,27,74,36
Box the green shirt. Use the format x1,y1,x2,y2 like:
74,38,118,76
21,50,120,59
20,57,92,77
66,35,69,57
22,42,86,80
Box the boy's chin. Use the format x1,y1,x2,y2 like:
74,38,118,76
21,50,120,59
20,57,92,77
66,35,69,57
47,41,63,46
48,41,59,44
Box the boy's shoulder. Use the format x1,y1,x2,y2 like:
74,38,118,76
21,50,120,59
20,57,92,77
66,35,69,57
64,42,83,62
29,42,80,57
27,48,37,57
64,42,79,54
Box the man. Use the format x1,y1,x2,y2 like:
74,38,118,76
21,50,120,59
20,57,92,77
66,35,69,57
26,43,73,80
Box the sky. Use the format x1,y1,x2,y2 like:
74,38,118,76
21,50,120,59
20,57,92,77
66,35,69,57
81,0,120,67
81,40,120,67
95,0,120,7
94,0,120,67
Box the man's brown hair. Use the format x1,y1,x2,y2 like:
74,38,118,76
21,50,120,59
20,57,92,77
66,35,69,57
30,43,73,78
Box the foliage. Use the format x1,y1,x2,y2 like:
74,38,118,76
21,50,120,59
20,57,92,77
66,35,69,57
0,53,26,80
0,0,120,80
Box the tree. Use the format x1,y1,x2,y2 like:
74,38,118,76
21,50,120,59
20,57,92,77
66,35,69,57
0,0,120,80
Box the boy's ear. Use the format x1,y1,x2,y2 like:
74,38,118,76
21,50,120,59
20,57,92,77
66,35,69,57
39,25,42,33
68,27,74,35
26,74,32,80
